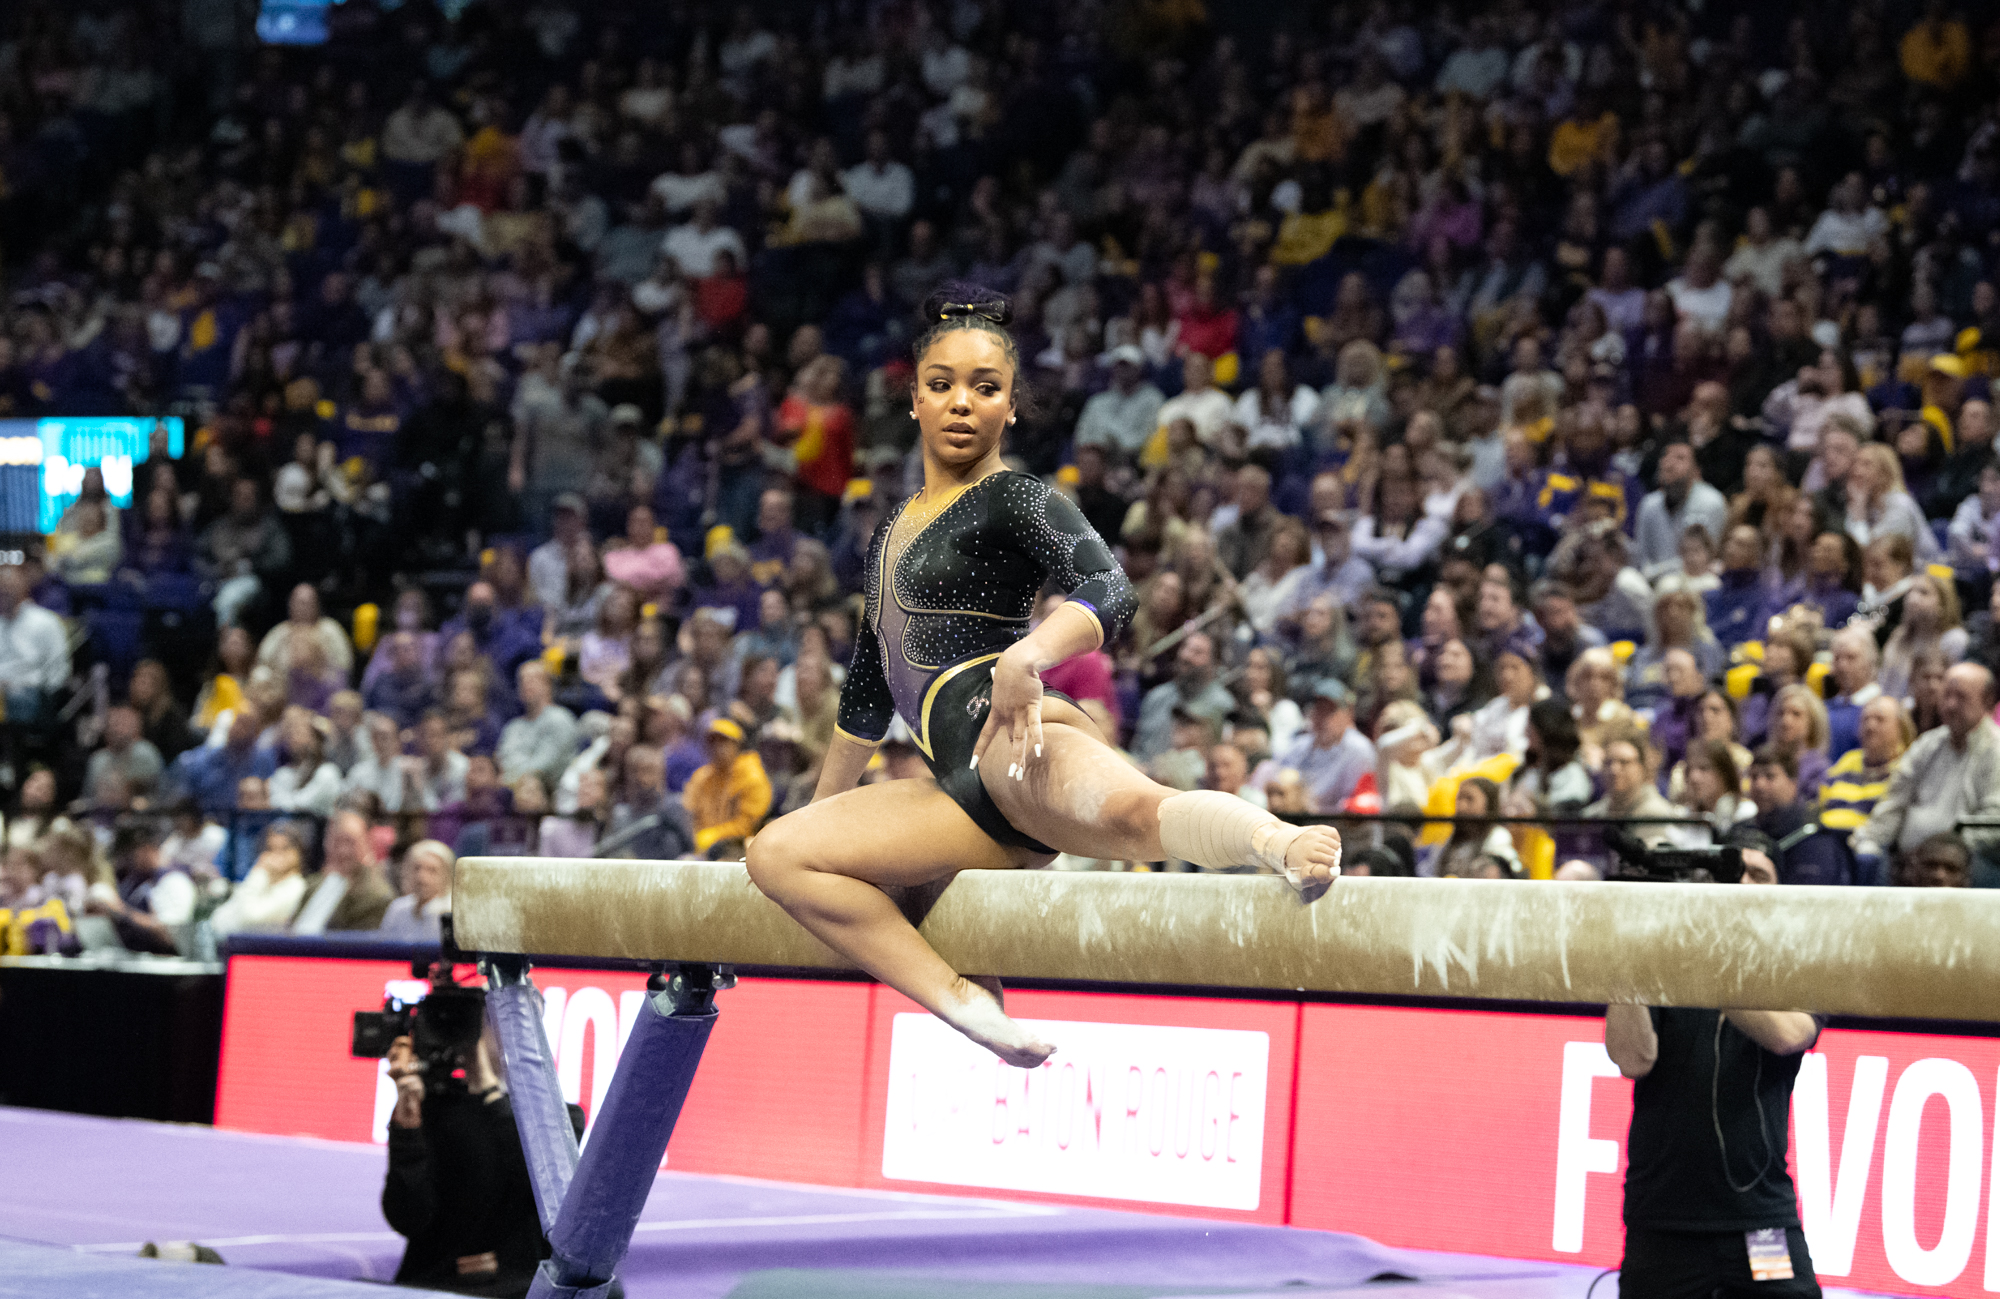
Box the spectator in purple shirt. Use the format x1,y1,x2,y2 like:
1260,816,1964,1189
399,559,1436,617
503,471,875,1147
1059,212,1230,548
363,632,439,730
438,582,542,679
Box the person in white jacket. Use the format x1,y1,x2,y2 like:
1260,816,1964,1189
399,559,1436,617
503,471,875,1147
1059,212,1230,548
377,840,454,943
1350,475,1448,584
207,822,310,935
268,717,344,817
342,713,415,813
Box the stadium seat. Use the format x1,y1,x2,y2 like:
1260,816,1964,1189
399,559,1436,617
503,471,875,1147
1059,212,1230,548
139,572,205,613
85,609,146,682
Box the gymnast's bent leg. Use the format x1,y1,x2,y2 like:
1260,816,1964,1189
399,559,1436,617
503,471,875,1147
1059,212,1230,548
982,701,1342,899
744,776,1057,1067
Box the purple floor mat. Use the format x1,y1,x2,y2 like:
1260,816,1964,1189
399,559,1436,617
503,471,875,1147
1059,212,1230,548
0,1239,419,1298
0,1106,1891,1298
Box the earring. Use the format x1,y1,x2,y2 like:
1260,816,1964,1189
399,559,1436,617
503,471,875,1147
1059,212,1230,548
1008,416,1017,425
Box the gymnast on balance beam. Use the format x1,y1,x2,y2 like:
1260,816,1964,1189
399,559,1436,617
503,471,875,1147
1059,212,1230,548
746,284,1342,1070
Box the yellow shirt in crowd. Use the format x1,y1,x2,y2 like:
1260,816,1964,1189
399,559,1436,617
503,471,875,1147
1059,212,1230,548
1901,18,1970,88
1548,112,1619,178
684,751,774,854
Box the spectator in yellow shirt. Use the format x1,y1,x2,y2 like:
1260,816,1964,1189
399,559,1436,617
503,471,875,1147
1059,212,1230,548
1271,181,1350,266
1548,95,1620,178
1900,1,1970,89
682,718,773,857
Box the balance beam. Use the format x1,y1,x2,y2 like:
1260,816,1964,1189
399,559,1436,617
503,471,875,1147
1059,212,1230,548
451,859,2000,1022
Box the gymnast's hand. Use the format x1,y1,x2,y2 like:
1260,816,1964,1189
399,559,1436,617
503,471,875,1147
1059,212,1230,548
972,646,1046,781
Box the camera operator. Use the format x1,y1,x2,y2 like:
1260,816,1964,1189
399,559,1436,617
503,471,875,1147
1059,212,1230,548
1603,831,1826,1297
381,1013,593,1297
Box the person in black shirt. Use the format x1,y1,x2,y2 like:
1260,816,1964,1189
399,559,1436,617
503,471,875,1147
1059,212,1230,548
382,1027,596,1298
1604,845,1825,1298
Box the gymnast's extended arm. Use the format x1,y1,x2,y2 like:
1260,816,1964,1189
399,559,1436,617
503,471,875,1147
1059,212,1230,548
974,482,1137,767
813,733,880,803
1025,481,1138,648
972,601,1106,770
1004,601,1107,675
816,618,892,803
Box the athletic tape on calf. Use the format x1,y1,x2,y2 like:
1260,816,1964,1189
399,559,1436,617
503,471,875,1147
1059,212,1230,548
1157,791,1300,872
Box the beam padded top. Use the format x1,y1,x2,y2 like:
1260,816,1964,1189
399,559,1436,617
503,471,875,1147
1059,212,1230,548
452,859,1999,1020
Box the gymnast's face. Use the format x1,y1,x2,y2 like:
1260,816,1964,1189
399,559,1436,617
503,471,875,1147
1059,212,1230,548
913,329,1015,469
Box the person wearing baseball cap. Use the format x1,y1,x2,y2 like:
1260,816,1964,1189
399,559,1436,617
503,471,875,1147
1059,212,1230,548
1923,353,1968,452
1074,343,1163,461
683,716,773,857
1274,509,1374,625
1270,678,1376,812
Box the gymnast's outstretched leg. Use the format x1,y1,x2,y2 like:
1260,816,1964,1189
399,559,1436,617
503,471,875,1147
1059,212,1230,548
981,697,1342,901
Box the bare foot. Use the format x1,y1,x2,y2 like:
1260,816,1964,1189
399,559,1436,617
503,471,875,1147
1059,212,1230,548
939,976,1055,1069
1283,825,1342,902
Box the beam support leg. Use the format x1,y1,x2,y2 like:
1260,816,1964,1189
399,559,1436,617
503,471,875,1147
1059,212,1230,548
524,964,728,1299
484,956,579,1235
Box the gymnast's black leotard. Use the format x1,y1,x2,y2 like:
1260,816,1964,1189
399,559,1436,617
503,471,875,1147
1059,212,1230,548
835,469,1138,850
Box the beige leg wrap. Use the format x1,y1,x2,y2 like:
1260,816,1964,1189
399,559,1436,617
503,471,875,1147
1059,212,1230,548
1157,791,1317,875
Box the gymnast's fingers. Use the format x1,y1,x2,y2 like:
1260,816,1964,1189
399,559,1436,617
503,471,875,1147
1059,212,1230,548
1027,706,1045,766
970,708,1001,769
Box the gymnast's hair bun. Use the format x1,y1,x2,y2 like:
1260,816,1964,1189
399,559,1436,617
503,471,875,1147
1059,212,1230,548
922,282,1013,328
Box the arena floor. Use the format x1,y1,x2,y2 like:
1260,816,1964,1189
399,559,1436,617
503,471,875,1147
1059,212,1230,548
0,1106,1894,1298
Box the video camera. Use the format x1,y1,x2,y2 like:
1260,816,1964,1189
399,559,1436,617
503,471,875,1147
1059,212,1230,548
350,962,488,1094
1605,827,1744,885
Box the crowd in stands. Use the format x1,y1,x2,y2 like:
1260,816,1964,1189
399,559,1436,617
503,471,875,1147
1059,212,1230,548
9,0,2000,953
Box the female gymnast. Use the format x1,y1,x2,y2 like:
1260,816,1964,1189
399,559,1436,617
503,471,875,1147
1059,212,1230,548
746,286,1342,1068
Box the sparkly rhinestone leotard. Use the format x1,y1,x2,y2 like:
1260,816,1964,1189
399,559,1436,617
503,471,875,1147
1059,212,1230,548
835,469,1138,849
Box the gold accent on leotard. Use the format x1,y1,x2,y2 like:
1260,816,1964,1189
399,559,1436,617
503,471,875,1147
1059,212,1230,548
912,652,1002,760
889,481,977,541
873,483,976,641
1061,598,1105,647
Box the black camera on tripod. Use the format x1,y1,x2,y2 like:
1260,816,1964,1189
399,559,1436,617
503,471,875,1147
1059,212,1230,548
1605,827,1745,884
350,962,489,1094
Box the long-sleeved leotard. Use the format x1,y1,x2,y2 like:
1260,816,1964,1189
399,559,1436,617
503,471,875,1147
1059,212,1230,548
836,470,1137,759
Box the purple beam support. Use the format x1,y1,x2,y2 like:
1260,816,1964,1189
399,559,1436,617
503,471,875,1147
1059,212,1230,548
525,966,722,1299
485,964,580,1236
